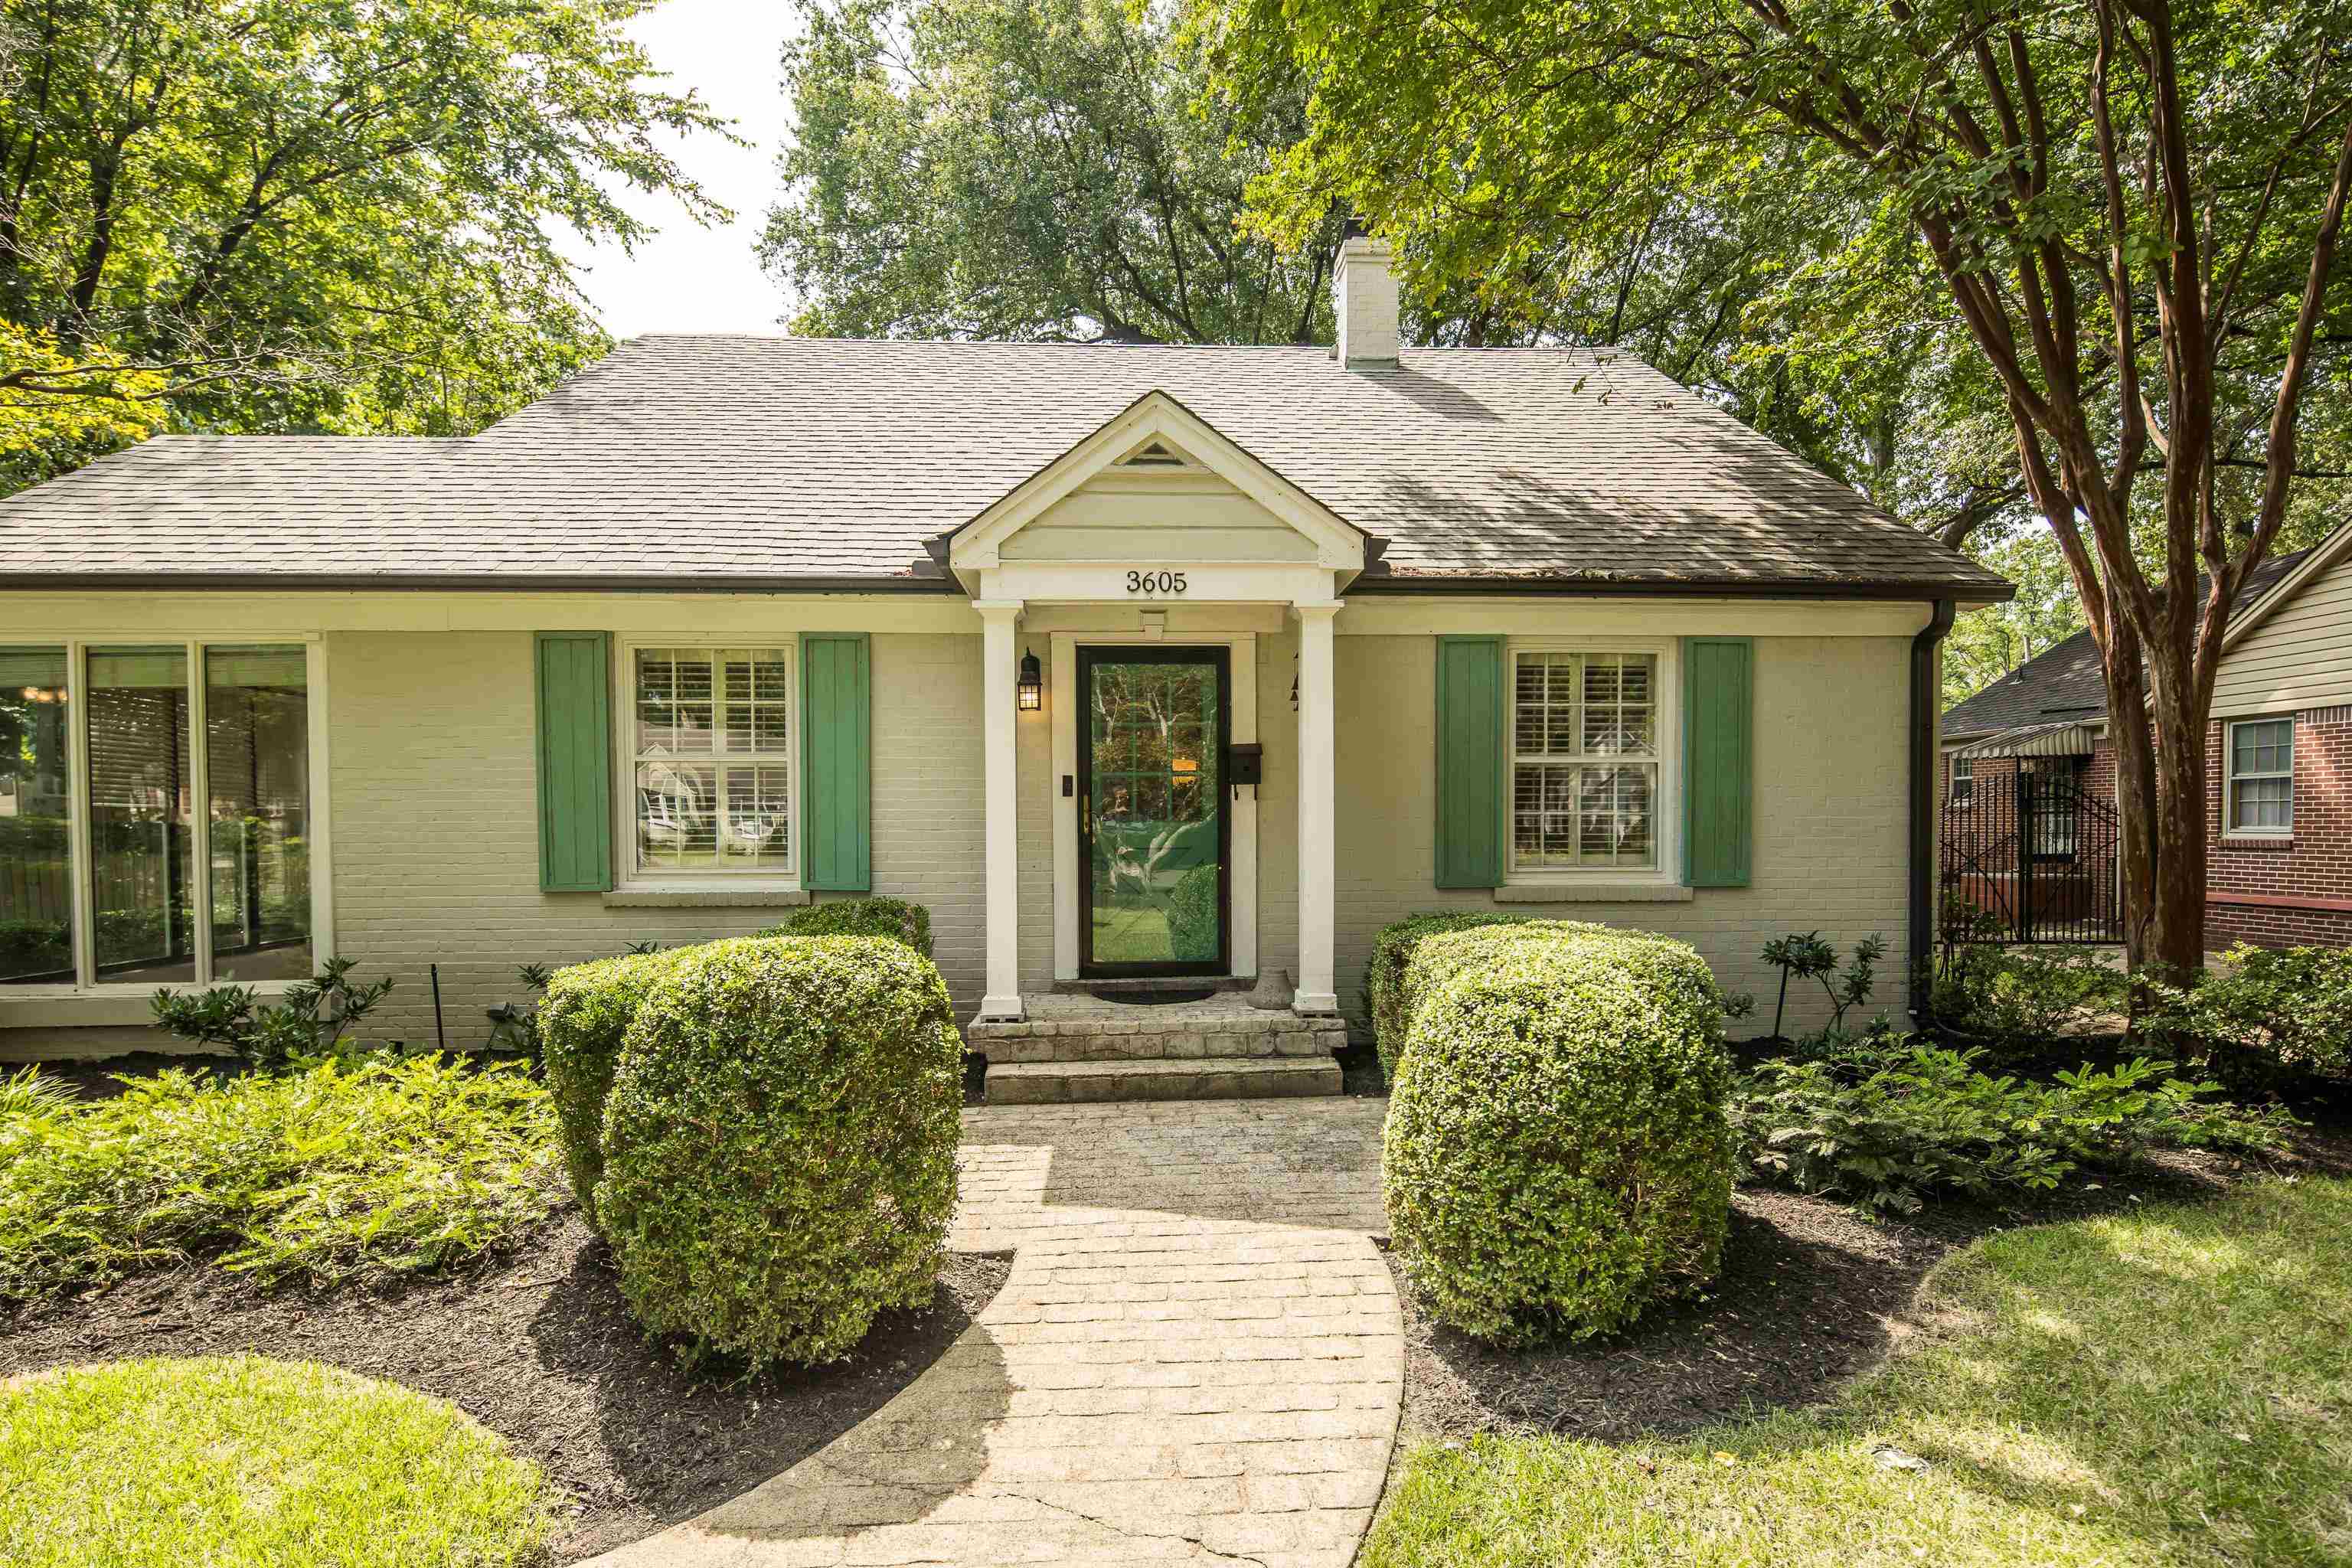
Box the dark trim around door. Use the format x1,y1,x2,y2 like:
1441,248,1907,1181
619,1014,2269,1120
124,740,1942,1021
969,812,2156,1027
1075,644,1233,979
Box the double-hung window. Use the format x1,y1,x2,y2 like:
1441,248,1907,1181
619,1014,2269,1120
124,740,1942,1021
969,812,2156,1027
1,642,322,989
2226,717,2294,835
1951,755,1975,806
1509,649,1661,873
629,645,795,878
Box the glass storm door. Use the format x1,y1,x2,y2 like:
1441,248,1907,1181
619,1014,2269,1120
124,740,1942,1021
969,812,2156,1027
1078,647,1229,976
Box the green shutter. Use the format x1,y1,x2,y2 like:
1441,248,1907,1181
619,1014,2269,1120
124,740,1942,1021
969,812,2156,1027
1434,635,1505,889
1682,637,1753,887
534,632,613,893
801,632,872,891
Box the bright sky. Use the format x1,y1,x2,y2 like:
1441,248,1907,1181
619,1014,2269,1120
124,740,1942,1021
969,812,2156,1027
554,1,799,339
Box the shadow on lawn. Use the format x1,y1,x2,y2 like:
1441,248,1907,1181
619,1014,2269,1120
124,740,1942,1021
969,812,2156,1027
1393,1123,2352,1445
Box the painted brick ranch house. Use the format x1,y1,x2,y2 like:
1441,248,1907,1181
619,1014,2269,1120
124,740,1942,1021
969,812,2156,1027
0,239,2009,1083
1942,520,2352,953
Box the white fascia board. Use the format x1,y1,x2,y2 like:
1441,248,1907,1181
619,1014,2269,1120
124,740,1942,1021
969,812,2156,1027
948,390,1365,573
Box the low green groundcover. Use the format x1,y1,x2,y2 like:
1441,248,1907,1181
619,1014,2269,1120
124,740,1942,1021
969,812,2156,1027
0,1355,548,1568
0,1057,558,1297
1364,1175,2352,1566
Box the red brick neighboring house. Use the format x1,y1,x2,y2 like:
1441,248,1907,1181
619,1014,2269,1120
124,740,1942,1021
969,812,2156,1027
1941,524,2352,952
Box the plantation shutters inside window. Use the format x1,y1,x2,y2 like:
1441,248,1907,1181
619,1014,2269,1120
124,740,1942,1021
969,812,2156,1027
1434,635,1505,888
1681,636,1753,888
535,632,614,893
801,632,873,891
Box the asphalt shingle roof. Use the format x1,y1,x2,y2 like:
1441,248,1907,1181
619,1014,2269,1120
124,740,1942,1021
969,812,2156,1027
1942,547,2314,737
2,336,2010,594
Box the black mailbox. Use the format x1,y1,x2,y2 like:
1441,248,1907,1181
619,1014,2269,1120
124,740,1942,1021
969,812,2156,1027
1227,743,1264,787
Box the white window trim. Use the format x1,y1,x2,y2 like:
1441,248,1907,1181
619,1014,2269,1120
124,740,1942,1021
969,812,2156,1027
1950,754,1975,808
2224,715,2295,839
2,633,333,998
1503,637,1682,887
611,636,804,894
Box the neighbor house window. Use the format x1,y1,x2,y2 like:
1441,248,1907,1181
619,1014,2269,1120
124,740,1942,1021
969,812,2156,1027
631,646,794,876
1,641,317,989
2227,717,2295,835
1951,755,1975,806
1510,650,1658,871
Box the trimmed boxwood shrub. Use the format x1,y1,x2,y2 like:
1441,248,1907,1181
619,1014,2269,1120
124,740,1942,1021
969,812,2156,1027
1365,913,1608,1080
757,896,933,959
596,936,962,1369
1384,926,1736,1344
537,950,687,1221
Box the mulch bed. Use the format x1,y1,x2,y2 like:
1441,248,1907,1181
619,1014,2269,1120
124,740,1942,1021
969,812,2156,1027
1390,1122,2352,1444
0,1203,1010,1563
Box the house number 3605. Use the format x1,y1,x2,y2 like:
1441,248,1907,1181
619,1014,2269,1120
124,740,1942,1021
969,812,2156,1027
1125,569,1187,595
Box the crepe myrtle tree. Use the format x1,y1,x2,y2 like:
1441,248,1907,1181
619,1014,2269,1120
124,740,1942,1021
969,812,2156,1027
1208,0,2352,981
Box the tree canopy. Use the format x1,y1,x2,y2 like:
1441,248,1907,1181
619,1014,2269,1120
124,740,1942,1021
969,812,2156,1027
0,0,730,492
763,0,1342,344
1208,0,2352,974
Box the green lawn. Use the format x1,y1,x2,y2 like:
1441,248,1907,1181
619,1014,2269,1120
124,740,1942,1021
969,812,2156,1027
0,1355,549,1567
1367,1176,2352,1566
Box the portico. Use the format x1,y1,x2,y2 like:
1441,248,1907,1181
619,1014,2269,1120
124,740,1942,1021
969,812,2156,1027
942,390,1367,1025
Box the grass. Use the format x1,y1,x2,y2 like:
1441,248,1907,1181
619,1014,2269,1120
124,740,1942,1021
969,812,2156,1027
1366,1176,2352,1566
0,1056,560,1297
0,1355,549,1566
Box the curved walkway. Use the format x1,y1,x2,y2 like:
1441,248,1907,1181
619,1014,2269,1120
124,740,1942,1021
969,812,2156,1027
589,1098,1400,1568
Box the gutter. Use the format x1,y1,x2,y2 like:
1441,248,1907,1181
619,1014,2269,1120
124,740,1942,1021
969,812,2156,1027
0,572,964,595
1346,573,2014,603
1909,599,1957,1018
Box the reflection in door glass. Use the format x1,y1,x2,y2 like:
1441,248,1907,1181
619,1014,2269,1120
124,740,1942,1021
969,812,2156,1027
1088,658,1221,969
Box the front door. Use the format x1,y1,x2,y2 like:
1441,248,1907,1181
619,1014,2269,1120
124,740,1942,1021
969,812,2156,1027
1078,646,1230,977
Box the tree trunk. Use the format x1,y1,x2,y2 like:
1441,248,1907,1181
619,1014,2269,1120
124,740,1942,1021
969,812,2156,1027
2145,658,2210,979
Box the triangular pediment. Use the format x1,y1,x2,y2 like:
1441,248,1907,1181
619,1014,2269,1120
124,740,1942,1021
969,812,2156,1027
946,390,1365,575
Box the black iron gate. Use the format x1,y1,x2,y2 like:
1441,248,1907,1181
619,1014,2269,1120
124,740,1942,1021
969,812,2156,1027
1940,761,2122,949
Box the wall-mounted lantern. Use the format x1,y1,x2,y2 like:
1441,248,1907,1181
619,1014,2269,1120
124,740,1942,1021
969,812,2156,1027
1017,649,1044,711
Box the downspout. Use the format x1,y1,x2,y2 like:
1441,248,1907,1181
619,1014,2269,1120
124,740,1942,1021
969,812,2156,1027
1909,599,1957,1021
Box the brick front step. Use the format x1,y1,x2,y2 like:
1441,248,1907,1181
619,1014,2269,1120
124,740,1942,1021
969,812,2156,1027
969,1000,1349,1065
983,1056,1342,1103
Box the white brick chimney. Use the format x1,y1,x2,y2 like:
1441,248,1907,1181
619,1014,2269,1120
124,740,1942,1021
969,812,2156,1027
1334,232,1399,369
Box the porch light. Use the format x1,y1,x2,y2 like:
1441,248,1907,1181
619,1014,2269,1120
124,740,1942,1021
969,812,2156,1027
1016,649,1044,711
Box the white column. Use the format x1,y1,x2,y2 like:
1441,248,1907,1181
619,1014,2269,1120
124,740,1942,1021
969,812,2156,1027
977,600,1026,1021
1293,600,1342,1014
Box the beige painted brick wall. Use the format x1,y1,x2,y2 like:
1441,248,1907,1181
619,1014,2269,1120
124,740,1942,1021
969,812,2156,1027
11,619,1912,1060
1322,634,1913,1036
328,629,987,1048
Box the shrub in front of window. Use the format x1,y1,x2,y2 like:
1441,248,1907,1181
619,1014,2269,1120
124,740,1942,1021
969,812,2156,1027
1167,864,1220,963
595,936,962,1369
1364,913,1606,1080
1383,926,1736,1344
148,956,395,1072
538,949,691,1222
756,896,933,959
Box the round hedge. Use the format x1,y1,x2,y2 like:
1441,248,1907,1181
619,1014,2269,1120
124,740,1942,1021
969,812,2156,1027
538,949,687,1222
1383,926,1736,1345
1365,913,1607,1081
756,896,933,959
594,935,963,1369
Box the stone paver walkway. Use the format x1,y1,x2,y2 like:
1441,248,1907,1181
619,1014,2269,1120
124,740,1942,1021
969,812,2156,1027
589,1098,1397,1568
